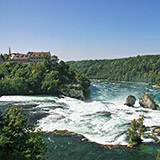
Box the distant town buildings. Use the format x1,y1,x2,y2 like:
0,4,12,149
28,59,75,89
0,48,51,64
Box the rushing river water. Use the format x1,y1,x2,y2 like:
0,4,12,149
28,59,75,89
0,81,160,159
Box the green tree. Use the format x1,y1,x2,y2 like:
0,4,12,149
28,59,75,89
0,107,47,160
51,55,59,64
2,54,9,60
76,73,90,99
41,70,60,94
127,115,146,146
42,55,51,70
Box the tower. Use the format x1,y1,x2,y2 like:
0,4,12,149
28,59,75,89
9,47,11,55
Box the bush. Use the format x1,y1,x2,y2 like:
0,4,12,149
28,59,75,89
0,107,48,160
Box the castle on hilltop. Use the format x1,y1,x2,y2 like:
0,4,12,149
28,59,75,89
0,48,51,64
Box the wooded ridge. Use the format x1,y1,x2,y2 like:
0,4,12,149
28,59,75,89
67,55,160,86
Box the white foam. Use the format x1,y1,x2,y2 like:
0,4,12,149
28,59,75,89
0,95,57,102
37,96,160,145
1,92,160,145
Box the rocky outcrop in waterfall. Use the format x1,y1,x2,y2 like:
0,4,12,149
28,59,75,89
60,85,85,100
139,93,159,110
124,95,136,106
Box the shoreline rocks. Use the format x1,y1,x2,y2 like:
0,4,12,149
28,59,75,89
44,129,89,141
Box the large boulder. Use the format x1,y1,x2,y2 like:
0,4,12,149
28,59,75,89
139,93,159,110
124,95,136,106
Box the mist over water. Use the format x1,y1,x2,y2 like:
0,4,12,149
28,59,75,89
0,81,160,145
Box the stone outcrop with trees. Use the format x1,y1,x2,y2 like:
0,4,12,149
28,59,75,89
127,115,146,146
0,55,90,100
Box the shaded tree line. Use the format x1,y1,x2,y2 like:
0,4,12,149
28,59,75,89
67,55,160,85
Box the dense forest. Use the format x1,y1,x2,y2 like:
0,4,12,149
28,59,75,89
67,55,160,85
0,56,90,99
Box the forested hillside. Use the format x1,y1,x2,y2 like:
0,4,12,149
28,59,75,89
0,56,90,99
67,55,160,85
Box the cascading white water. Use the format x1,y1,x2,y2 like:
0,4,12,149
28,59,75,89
0,81,160,145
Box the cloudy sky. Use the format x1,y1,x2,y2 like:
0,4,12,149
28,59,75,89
0,0,160,61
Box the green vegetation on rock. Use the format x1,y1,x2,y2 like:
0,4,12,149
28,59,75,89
0,56,90,100
127,115,146,146
53,130,71,135
0,107,48,160
128,115,160,147
67,55,160,85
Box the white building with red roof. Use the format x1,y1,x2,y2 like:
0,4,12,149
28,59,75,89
7,51,51,64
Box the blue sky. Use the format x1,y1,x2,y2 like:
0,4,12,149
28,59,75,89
0,0,160,61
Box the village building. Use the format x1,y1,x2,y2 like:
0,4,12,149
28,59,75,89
27,52,51,63
0,48,52,64
9,53,30,64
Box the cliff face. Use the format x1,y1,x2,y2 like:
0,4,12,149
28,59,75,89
60,87,85,100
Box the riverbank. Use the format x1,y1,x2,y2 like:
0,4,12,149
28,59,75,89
90,79,149,85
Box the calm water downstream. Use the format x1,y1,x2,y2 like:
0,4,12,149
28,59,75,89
0,81,160,159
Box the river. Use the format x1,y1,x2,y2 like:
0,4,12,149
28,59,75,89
0,81,160,159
